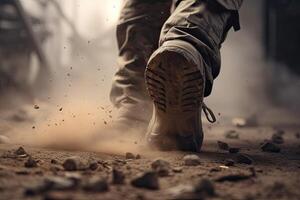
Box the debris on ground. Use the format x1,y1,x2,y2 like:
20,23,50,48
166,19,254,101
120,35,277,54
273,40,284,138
125,152,135,159
172,167,183,173
83,177,109,192
131,171,159,190
62,156,88,171
151,159,171,177
261,142,281,153
89,162,98,171
183,155,201,166
15,147,27,156
225,130,239,139
24,157,38,168
236,154,253,165
112,168,125,185
217,141,229,150
34,105,40,110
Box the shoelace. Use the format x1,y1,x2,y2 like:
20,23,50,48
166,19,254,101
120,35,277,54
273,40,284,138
202,103,216,123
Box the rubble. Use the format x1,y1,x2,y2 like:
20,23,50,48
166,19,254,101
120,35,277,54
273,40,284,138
83,177,109,192
217,141,229,150
183,155,201,166
24,157,38,168
125,152,135,159
225,130,239,139
261,142,281,153
236,154,253,165
131,171,159,190
151,159,171,177
112,168,125,185
62,156,88,171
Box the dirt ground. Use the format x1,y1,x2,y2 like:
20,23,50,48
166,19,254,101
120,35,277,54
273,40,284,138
1,116,300,200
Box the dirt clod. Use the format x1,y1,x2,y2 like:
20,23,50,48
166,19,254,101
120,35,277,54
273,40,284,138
194,179,215,197
151,159,170,177
131,171,159,190
183,155,201,166
125,152,135,159
172,167,183,173
224,159,235,166
261,142,281,153
62,157,87,171
89,162,98,171
271,134,284,144
217,141,229,150
24,157,38,168
15,147,27,156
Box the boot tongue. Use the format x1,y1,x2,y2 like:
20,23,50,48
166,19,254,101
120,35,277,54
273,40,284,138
202,103,216,123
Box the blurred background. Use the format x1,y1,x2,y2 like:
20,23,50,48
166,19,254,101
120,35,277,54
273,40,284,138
0,0,299,129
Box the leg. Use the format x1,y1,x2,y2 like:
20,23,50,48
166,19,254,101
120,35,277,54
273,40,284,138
145,0,241,151
110,0,172,128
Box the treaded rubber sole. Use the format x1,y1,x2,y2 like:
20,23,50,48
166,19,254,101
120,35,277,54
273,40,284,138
145,47,204,152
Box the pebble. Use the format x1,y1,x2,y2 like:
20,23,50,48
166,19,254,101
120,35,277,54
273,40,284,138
62,157,87,171
261,142,281,153
51,159,59,164
89,162,98,171
172,167,183,173
236,154,253,165
151,159,170,177
217,141,229,150
271,134,284,144
194,179,215,197
183,155,201,166
83,177,109,192
0,135,10,144
15,147,27,156
136,154,141,159
112,168,125,184
24,157,38,168
131,171,159,190
295,132,300,139
225,130,239,139
224,159,235,166
125,152,135,159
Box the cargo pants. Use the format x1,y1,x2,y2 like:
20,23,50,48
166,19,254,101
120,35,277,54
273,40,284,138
110,0,243,124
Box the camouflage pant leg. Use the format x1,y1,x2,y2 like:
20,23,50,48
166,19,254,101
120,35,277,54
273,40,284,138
159,0,238,96
110,0,172,122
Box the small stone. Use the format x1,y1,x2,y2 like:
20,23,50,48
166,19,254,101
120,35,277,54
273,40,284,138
215,173,252,182
34,105,40,109
228,147,240,154
0,135,10,144
183,155,201,166
271,134,284,144
83,177,109,192
151,159,170,177
112,168,125,184
131,171,159,190
125,152,135,159
136,154,141,159
237,154,253,165
62,156,87,171
194,179,215,197
15,147,27,156
89,162,98,171
24,157,38,168
225,130,239,139
224,159,235,166
295,132,300,139
51,159,58,164
261,142,281,153
217,141,229,150
172,167,183,173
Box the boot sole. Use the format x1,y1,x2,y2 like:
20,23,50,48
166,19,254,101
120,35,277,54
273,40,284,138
145,47,204,152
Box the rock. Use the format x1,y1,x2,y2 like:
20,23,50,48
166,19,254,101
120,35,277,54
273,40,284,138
34,105,40,109
168,184,195,199
0,135,10,144
236,154,253,165
83,177,109,192
51,159,58,164
224,159,235,166
215,173,252,182
131,171,159,190
136,154,141,159
217,141,229,150
24,157,38,168
183,155,201,166
125,152,135,159
295,132,300,139
225,130,239,139
44,177,76,191
62,156,87,171
228,147,240,154
89,162,98,171
261,142,281,153
64,172,82,186
172,167,183,173
112,168,125,185
194,179,215,197
271,134,284,144
15,147,27,156
151,159,170,177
